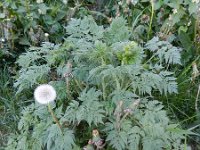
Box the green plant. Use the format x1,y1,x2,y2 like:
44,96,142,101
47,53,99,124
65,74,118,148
5,16,194,150
105,100,190,150
0,0,74,46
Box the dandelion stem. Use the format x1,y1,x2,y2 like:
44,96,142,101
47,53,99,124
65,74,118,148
48,103,63,133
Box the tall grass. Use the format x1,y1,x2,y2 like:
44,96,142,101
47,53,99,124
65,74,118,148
0,66,18,148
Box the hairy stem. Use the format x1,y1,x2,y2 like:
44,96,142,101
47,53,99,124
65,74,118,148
102,78,106,100
114,75,121,90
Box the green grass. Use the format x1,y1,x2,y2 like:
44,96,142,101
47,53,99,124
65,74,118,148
0,66,18,148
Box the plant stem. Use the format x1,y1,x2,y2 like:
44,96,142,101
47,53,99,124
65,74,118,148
143,53,156,66
74,79,84,91
177,56,199,83
132,8,147,31
66,77,71,98
100,58,107,100
147,0,154,40
195,84,200,117
25,0,30,14
194,18,198,47
102,78,106,100
114,75,121,90
89,10,110,21
48,103,63,133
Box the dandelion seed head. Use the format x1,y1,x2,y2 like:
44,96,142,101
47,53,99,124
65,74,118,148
34,84,56,104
